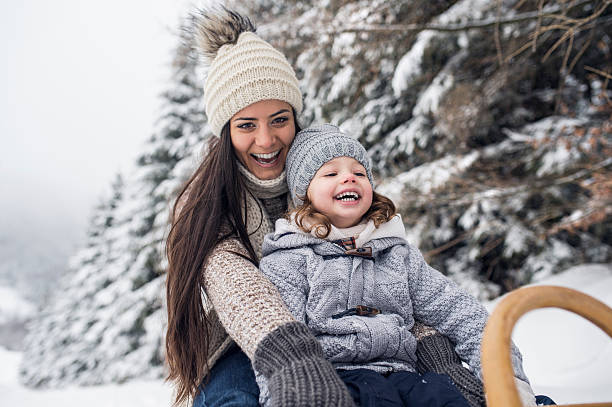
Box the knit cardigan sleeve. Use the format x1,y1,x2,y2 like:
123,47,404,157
202,237,296,359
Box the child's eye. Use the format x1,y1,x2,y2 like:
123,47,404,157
324,172,337,177
272,116,289,126
355,172,365,177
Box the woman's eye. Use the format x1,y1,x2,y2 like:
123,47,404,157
272,116,289,125
237,122,255,129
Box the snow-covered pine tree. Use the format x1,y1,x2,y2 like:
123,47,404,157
248,0,612,298
20,0,611,387
19,26,208,387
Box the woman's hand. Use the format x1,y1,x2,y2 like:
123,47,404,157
254,322,356,406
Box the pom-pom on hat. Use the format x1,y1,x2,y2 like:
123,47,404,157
193,8,303,136
286,124,374,206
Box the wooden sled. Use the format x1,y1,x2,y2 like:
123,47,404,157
481,285,612,407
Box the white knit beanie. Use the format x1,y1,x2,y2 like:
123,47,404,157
194,10,303,136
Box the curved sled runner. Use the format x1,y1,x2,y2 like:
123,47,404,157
481,285,612,407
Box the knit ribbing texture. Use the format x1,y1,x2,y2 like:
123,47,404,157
286,123,374,206
204,32,303,136
173,175,295,372
201,188,293,359
416,333,485,407
253,322,356,407
260,218,531,385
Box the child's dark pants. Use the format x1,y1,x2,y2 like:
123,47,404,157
337,368,470,407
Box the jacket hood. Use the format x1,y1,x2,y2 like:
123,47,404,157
262,215,407,257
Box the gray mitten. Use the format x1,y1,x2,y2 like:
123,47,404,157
416,333,485,407
254,322,355,407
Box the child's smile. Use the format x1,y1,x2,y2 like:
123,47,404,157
334,190,360,202
307,156,373,228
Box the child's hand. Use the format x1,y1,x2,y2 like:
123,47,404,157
514,378,537,406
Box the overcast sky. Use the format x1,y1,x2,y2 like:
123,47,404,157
0,1,196,251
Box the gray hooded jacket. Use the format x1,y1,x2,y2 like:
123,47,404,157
260,215,528,381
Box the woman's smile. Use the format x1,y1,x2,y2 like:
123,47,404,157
250,149,282,167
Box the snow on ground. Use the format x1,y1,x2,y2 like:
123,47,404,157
1,263,610,406
0,346,174,406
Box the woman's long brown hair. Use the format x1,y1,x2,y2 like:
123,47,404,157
165,112,300,405
165,122,256,405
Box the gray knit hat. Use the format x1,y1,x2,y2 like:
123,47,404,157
286,124,374,206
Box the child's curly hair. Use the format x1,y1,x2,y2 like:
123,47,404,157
288,191,397,238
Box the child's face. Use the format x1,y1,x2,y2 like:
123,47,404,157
307,156,373,229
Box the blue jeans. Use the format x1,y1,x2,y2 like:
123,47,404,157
192,344,259,407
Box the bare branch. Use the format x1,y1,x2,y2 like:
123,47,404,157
505,40,534,62
567,32,593,73
547,203,612,235
513,0,530,11
543,26,575,61
554,28,575,112
495,0,504,67
533,0,546,52
562,28,576,70
585,66,612,80
424,231,473,259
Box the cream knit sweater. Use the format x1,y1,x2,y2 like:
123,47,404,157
176,167,296,376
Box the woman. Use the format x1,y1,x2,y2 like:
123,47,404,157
165,8,354,407
165,8,484,407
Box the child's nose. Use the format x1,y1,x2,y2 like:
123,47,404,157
342,173,356,183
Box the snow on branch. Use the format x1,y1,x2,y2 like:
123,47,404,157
324,0,598,34
426,157,612,209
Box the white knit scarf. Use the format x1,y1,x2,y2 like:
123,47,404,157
237,161,288,199
237,161,290,259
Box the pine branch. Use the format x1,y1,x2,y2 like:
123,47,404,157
325,0,597,34
406,157,612,209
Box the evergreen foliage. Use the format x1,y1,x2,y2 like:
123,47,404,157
20,0,611,387
20,30,208,387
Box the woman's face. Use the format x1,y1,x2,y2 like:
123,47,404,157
229,99,296,180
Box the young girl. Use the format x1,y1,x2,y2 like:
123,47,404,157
258,124,538,406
